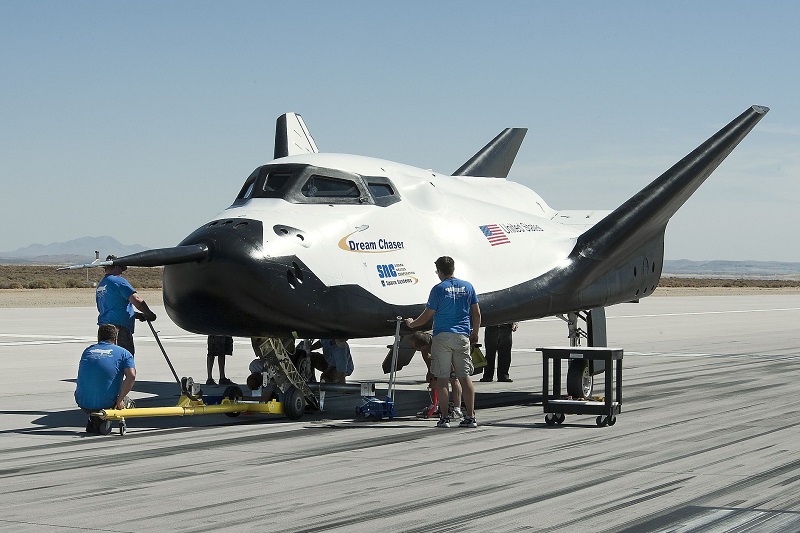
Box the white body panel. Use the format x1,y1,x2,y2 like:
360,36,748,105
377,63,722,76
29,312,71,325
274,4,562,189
219,153,582,305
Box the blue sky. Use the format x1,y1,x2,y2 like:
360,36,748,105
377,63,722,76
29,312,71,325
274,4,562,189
1,1,798,261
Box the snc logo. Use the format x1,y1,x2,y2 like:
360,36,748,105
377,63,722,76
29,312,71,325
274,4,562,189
376,264,397,278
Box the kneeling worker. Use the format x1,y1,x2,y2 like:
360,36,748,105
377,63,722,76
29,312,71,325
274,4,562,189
75,324,136,433
319,339,354,384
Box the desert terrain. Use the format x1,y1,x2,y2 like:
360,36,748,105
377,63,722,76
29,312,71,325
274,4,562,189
2,285,800,309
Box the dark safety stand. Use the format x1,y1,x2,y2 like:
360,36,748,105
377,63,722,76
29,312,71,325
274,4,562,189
537,346,623,427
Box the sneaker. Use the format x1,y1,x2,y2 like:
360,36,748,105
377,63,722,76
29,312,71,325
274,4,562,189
206,378,217,386
459,416,478,428
417,404,439,418
219,377,233,385
436,416,451,428
449,406,464,419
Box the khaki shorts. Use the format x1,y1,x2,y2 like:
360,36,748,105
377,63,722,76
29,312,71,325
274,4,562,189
431,332,472,378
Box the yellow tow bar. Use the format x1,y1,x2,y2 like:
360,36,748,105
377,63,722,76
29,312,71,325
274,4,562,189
97,395,285,421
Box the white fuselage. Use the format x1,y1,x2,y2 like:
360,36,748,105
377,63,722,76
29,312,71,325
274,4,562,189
216,153,605,303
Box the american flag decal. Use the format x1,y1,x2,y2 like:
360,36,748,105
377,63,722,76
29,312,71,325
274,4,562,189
479,224,510,246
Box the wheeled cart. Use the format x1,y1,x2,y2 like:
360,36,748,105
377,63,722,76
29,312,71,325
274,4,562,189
537,346,623,427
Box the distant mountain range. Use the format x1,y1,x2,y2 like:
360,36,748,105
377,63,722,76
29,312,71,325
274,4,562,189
0,236,150,265
662,259,800,279
2,238,800,278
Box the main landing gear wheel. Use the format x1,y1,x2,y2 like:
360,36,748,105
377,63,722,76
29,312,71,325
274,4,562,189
223,385,244,418
567,359,593,399
283,386,306,420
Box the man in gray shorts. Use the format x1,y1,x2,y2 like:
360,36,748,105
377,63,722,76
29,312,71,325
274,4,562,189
405,256,481,428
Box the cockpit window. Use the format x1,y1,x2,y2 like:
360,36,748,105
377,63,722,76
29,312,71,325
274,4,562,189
235,167,261,201
301,175,361,198
368,182,394,197
263,171,293,194
363,176,400,207
242,181,255,199
229,164,400,208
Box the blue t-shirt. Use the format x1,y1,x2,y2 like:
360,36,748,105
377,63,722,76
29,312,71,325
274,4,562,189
96,274,136,332
426,277,479,336
74,341,135,410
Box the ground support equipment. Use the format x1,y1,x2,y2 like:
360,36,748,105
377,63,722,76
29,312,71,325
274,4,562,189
252,337,321,416
98,389,286,435
356,317,402,420
316,382,376,411
537,346,623,427
92,331,324,435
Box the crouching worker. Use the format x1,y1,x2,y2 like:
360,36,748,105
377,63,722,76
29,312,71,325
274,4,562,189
75,324,136,434
409,331,463,419
319,339,354,384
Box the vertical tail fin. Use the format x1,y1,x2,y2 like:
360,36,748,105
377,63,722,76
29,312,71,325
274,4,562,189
274,112,319,159
453,128,527,178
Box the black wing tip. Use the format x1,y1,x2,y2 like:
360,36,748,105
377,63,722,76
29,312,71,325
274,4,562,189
752,105,769,115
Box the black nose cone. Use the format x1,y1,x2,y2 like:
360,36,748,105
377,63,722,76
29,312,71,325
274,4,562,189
163,219,270,336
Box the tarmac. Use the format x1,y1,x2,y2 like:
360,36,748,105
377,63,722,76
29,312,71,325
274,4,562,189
1,294,800,532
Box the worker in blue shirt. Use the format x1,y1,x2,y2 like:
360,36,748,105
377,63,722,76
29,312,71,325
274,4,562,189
75,324,136,433
96,255,156,355
405,256,481,429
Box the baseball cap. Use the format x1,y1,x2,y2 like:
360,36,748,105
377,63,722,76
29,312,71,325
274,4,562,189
105,255,127,271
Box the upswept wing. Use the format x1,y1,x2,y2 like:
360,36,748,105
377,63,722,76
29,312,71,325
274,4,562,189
568,105,769,288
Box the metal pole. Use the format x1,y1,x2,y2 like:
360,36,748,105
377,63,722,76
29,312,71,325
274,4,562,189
387,317,402,403
146,320,181,387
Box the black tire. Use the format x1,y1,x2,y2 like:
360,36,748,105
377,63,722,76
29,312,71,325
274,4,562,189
556,413,566,425
283,386,306,420
567,359,593,399
545,414,555,426
119,421,127,436
596,416,604,427
223,385,244,418
97,419,113,435
607,415,617,426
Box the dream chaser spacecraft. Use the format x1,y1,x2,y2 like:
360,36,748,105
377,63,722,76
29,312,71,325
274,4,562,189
89,106,768,395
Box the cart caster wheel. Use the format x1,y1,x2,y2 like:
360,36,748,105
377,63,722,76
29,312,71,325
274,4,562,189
222,385,244,417
119,420,127,436
596,416,607,427
556,414,565,425
607,416,616,426
545,413,555,425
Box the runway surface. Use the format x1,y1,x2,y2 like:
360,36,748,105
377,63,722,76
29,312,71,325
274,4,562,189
1,294,799,532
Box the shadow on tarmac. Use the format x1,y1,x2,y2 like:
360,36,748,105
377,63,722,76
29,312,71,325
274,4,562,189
0,380,544,437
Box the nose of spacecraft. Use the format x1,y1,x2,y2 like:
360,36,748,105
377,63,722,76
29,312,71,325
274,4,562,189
162,218,280,337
